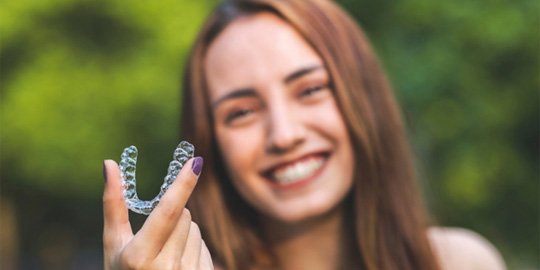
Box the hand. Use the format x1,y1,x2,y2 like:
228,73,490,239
102,157,214,270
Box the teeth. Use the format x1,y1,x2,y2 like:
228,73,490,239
272,157,324,184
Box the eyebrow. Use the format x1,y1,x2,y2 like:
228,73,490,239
212,88,257,109
284,65,323,84
211,64,324,109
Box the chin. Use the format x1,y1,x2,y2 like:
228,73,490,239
266,194,345,224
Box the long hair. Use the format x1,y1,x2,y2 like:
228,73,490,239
181,0,440,269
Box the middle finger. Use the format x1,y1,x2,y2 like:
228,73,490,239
158,208,193,260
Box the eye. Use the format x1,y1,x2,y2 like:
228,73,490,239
299,85,327,98
224,108,255,124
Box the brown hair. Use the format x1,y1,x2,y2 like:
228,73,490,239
181,0,440,269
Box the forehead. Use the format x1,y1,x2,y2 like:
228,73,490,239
204,12,323,98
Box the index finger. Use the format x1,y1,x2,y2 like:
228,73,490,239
130,156,203,257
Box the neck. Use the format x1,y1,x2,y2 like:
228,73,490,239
259,206,348,270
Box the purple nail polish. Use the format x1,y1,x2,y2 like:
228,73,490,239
192,157,203,176
103,160,108,182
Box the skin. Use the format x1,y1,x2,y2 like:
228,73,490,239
205,13,354,224
204,13,354,269
102,158,214,270
429,227,507,270
102,12,507,270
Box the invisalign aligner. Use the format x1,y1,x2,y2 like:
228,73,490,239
119,141,195,215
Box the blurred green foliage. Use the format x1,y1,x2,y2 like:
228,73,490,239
1,0,538,269
338,0,539,267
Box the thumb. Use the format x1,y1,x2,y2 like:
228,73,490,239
103,160,133,246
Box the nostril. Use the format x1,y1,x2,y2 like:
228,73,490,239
265,102,307,153
266,119,306,154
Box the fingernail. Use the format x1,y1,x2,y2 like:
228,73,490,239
103,160,108,183
191,156,203,176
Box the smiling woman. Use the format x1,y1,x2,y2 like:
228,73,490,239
204,14,354,225
181,1,436,269
102,0,506,269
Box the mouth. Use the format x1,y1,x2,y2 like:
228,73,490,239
261,152,330,189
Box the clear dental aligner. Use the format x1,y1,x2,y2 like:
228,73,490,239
119,141,195,215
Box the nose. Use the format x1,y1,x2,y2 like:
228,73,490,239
265,102,306,154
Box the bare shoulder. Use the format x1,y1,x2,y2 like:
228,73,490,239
428,227,506,270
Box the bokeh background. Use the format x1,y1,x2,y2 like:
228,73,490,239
1,0,538,269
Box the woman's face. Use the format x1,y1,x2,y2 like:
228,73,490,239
204,13,354,223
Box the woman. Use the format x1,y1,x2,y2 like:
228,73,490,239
103,0,506,269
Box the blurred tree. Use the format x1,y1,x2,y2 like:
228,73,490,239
1,0,211,198
0,0,538,268
338,0,539,268
1,0,212,268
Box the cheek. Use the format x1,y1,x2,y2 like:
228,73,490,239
216,126,264,182
311,100,350,141
311,100,355,174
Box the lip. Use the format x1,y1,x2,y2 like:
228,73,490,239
260,152,330,190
